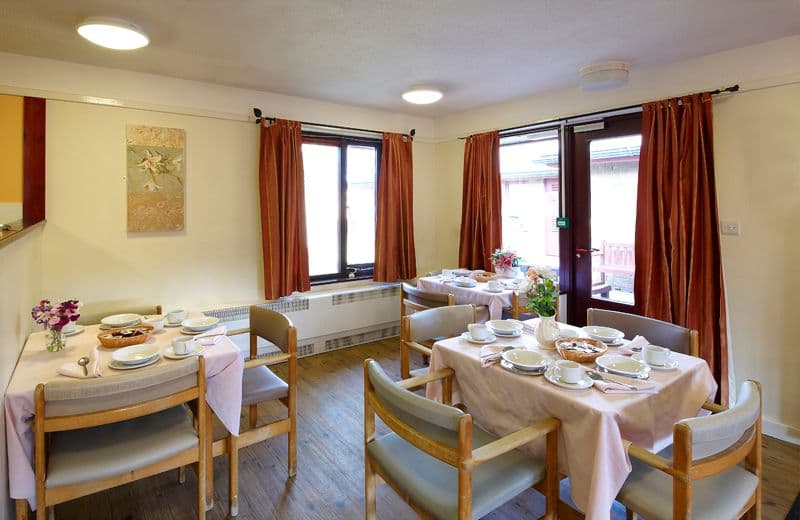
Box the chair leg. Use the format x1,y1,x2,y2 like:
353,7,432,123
400,344,410,379
15,499,29,520
228,435,239,517
204,406,214,512
364,458,377,520
178,466,186,484
249,404,258,430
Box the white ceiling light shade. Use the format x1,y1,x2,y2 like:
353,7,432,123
579,61,630,91
401,86,444,105
76,17,149,50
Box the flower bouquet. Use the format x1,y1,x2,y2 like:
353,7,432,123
491,249,522,278
522,267,560,349
32,299,81,352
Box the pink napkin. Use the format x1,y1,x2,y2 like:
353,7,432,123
196,326,227,346
480,345,511,367
57,346,103,378
592,376,656,394
522,322,536,335
616,335,649,356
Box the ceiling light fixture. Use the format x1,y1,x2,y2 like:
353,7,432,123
402,86,444,105
579,61,630,91
76,17,149,50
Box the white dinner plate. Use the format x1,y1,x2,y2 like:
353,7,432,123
460,332,497,344
181,316,220,332
100,313,142,328
500,359,546,376
502,349,549,371
544,365,593,390
63,325,85,337
108,356,160,370
582,325,625,343
112,344,160,365
163,345,206,360
632,352,679,370
164,321,183,327
595,354,651,379
488,328,523,338
180,327,206,336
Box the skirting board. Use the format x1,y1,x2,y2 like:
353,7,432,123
763,417,800,445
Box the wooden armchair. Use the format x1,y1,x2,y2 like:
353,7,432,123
400,304,476,380
586,308,699,356
401,282,455,319
364,359,560,519
617,380,762,519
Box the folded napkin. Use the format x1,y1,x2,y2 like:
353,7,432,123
521,322,537,336
57,346,103,379
196,325,227,346
592,376,657,394
479,345,512,368
617,335,649,356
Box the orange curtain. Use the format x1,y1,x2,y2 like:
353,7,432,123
458,130,502,271
374,133,417,281
634,93,729,403
258,119,310,299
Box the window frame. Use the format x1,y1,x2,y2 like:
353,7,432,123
302,132,381,285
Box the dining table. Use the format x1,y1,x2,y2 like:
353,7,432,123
425,319,717,520
4,317,244,513
416,274,517,320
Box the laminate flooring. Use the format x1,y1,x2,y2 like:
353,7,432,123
54,338,800,520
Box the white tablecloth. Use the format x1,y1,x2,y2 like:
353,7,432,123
4,323,244,508
417,275,514,319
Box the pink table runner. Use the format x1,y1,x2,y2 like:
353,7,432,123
426,326,717,520
417,275,513,320
5,323,244,508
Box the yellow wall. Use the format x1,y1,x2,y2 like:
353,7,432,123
0,94,23,203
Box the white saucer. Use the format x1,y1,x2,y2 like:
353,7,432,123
108,356,160,370
632,353,679,370
179,327,205,335
63,325,85,337
544,366,593,390
164,345,206,360
164,321,183,327
460,332,497,344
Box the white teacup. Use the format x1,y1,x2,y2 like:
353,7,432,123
468,323,490,341
172,335,195,355
555,360,583,384
167,309,186,324
143,314,165,332
643,345,670,366
62,321,77,334
487,280,502,291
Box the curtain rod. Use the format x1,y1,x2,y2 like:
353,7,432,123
459,83,740,139
252,108,415,138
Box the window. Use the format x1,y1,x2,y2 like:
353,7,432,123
499,129,561,275
302,134,380,283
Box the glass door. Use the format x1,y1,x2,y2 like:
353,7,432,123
567,115,642,324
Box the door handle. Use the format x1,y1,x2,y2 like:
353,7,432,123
575,247,599,258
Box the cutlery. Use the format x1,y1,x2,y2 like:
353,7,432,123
586,370,639,390
480,346,514,359
77,356,90,376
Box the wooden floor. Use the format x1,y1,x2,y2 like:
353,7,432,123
54,338,800,520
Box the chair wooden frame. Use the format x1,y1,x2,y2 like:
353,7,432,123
586,308,700,357
399,305,477,380
213,319,297,517
32,357,207,520
400,282,455,319
363,360,561,520
620,381,762,520
508,290,560,320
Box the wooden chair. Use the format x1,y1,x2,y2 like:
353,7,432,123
364,358,560,520
77,304,162,325
507,290,560,320
220,306,297,517
401,282,454,319
617,380,762,520
400,304,476,380
586,308,699,356
33,357,207,520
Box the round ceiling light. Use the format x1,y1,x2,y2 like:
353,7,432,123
76,17,149,50
579,61,630,91
401,86,444,105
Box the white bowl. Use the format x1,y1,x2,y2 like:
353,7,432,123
142,314,165,332
486,320,524,335
101,313,141,328
181,316,220,332
502,349,548,371
582,325,625,342
111,344,160,365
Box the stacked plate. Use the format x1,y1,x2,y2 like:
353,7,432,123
500,349,549,376
180,316,220,335
100,313,142,329
595,354,651,379
486,319,523,338
453,276,477,288
109,344,160,370
582,325,625,346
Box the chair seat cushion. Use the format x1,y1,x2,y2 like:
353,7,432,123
617,446,759,520
367,426,546,520
242,365,288,406
46,406,197,488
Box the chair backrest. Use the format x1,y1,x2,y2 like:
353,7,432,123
678,380,761,461
401,282,454,316
39,357,202,423
77,304,162,325
586,308,697,356
365,359,464,450
249,306,295,354
402,305,476,344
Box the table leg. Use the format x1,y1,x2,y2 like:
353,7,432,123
205,404,214,511
15,499,29,520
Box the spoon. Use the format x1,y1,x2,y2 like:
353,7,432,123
77,356,90,376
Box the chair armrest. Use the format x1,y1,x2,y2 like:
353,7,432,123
226,327,250,336
701,401,727,414
244,352,292,369
470,418,560,467
627,443,683,479
404,341,433,357
397,368,454,389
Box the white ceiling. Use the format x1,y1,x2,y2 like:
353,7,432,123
0,0,798,116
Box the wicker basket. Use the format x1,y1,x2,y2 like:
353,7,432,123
555,337,608,363
97,324,154,348
472,271,496,283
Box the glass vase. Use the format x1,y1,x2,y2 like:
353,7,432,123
46,328,66,352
